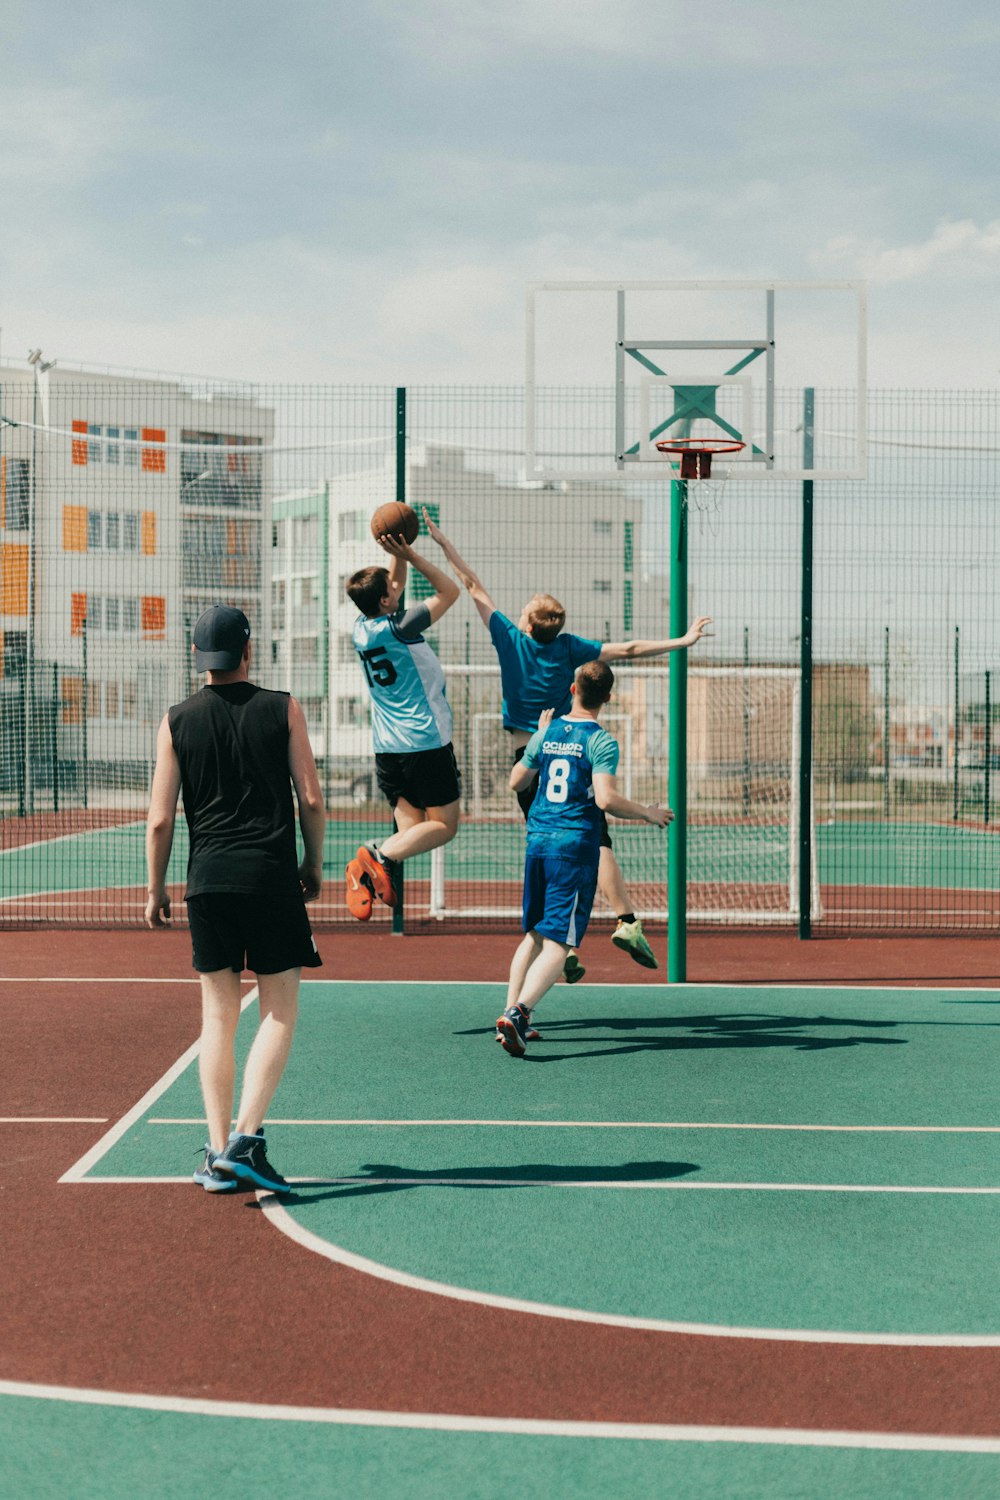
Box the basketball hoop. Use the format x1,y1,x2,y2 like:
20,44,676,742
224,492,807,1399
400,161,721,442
654,437,746,479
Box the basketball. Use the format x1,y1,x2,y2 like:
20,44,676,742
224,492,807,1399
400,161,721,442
370,501,419,545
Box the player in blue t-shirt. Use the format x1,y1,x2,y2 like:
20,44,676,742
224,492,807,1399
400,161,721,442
495,660,673,1056
424,511,710,976
343,525,462,921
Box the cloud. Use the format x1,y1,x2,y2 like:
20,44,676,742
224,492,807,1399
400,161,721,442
812,220,1000,283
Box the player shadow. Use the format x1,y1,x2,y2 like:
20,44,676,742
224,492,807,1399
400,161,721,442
456,1010,907,1063
278,1158,700,1206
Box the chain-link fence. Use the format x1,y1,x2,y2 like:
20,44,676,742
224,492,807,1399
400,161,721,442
1,366,998,930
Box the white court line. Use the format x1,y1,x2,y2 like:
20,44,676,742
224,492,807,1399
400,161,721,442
0,977,205,985
147,1117,1000,1133
260,1196,1000,1347
58,987,258,1184
1,1379,998,1451
69,1175,1000,1194
2,1117,108,1124
0,820,144,857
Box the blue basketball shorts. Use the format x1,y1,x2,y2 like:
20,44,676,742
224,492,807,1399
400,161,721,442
522,848,599,948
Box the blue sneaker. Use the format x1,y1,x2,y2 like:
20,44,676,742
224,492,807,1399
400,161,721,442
495,1004,531,1057
212,1131,290,1193
193,1145,238,1194
494,1002,539,1044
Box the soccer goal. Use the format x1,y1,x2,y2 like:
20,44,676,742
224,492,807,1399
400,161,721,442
429,663,820,925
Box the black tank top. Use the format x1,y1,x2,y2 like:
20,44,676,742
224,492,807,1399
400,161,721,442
168,682,299,899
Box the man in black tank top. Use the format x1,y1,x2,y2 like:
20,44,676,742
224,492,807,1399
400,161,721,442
145,605,326,1195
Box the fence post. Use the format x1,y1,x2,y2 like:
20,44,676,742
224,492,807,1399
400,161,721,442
667,472,688,983
799,387,814,939
81,618,89,811
985,670,991,827
51,661,59,813
883,627,890,819
391,386,406,936
952,625,960,821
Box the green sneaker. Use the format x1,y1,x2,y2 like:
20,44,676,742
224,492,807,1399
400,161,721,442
563,953,586,985
612,918,659,970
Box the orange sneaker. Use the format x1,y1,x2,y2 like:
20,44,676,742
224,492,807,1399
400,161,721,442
345,858,374,921
355,842,397,908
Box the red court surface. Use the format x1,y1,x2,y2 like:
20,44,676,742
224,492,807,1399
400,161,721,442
2,927,999,1463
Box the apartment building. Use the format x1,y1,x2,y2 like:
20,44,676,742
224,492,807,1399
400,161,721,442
0,362,273,798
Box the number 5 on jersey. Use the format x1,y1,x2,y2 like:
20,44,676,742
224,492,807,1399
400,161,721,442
360,646,398,689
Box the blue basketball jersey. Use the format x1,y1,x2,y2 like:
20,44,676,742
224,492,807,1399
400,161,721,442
353,609,453,753
488,612,602,732
522,715,619,860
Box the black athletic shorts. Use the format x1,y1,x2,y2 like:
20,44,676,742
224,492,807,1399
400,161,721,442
512,743,612,848
375,743,461,810
186,893,323,975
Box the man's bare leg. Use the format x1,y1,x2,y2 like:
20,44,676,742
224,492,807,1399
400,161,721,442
234,967,301,1136
198,968,242,1153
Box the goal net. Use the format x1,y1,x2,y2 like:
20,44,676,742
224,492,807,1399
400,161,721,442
429,663,820,925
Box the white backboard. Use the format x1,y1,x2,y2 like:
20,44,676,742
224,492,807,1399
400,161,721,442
525,280,868,483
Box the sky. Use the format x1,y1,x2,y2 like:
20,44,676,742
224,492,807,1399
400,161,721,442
1,0,999,388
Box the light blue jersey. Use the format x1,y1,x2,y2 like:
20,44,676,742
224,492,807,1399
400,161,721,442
353,606,454,753
522,715,619,861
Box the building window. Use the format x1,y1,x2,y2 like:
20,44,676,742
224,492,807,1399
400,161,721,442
141,428,166,474
88,424,103,464
292,635,319,663
141,595,166,636
124,428,138,468
593,579,612,594
122,597,139,633
71,420,88,466
106,513,120,550
338,510,366,543
86,681,101,718
336,695,366,727
594,519,613,536
1,543,29,615
71,593,88,637
299,575,318,605
336,633,355,663
141,511,157,556
122,680,138,718
623,519,634,573
2,458,30,529
106,427,120,466
105,597,120,633
61,675,83,725
88,596,103,631
87,511,103,550
105,683,119,719
623,578,633,634
123,513,139,551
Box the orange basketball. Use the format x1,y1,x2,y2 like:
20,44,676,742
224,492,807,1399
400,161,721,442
370,501,419,545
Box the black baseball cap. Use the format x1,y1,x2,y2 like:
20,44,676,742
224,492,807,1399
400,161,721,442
193,605,251,672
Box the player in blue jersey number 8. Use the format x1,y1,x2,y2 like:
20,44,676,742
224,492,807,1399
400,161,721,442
495,661,673,1057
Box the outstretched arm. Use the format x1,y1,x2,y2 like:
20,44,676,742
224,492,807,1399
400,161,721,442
592,772,674,826
599,616,713,661
378,534,460,624
422,508,497,628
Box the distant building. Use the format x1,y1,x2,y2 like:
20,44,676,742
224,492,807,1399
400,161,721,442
0,363,273,800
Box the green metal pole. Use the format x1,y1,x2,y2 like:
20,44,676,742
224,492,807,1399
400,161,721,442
667,474,688,982
985,670,991,828
799,387,815,940
391,387,406,935
51,661,59,813
952,626,960,821
882,627,890,821
81,618,89,811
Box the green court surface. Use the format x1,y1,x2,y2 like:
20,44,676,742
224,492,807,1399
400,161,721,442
83,982,1000,1340
2,1389,998,1500
5,818,1000,898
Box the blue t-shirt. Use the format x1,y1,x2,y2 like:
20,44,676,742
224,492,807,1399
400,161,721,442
488,612,602,732
522,715,620,861
352,605,453,753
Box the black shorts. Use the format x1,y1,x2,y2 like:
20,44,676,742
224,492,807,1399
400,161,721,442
375,743,461,810
186,893,323,976
512,744,612,848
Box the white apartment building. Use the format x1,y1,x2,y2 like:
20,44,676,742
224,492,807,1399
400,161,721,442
0,362,273,798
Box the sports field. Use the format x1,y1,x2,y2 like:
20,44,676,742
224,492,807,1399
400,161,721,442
3,933,999,1499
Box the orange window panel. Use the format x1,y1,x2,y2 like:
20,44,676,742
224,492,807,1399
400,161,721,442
141,427,166,473
72,418,88,467
141,595,166,637
63,505,88,552
1,543,29,616
61,675,83,726
71,592,88,636
141,511,157,555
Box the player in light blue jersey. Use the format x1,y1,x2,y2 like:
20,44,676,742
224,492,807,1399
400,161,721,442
344,525,462,920
496,661,673,1057
425,512,709,976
